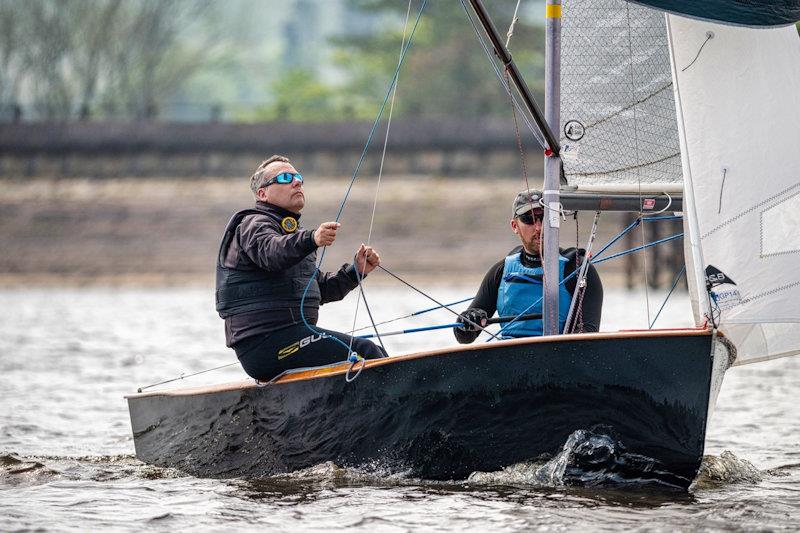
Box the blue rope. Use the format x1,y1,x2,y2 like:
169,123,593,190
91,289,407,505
358,322,464,339
649,265,686,329
593,217,642,260
593,233,683,265
300,0,428,356
641,215,683,222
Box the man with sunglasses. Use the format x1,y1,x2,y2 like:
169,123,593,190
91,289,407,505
454,189,603,343
215,154,387,382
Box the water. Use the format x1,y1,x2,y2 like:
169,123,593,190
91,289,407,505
1,287,798,531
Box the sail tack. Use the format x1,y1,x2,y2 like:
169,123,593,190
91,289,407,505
667,15,800,364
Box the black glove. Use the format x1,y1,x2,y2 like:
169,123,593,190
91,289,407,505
457,308,488,332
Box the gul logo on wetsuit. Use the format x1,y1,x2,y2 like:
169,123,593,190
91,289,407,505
277,332,329,360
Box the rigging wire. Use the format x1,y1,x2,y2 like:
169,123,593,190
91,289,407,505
649,265,686,329
136,362,238,393
624,3,652,327
459,0,547,148
490,227,684,340
377,265,502,341
299,0,428,358
563,211,600,333
348,296,474,335
346,0,414,357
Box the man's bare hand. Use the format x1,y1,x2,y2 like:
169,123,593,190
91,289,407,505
355,243,381,275
314,222,340,247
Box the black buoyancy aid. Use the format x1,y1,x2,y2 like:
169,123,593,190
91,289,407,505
215,208,321,318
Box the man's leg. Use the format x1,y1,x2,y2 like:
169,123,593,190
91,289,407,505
235,324,387,381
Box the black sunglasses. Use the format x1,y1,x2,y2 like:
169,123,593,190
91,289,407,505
516,211,544,225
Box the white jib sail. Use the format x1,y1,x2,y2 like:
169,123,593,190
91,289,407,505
667,16,800,365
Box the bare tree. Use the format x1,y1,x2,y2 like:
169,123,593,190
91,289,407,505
3,0,214,121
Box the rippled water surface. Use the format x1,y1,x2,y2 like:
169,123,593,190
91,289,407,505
1,287,798,531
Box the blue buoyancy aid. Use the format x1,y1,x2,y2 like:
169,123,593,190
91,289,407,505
496,253,572,337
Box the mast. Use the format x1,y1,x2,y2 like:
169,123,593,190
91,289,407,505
465,0,563,336
465,0,560,154
542,0,562,335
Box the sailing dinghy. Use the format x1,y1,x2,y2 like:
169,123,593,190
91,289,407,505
126,0,800,488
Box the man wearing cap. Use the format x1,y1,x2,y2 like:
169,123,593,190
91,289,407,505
454,189,603,343
216,154,387,381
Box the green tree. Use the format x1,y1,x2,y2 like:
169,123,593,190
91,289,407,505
252,68,342,121
331,0,545,120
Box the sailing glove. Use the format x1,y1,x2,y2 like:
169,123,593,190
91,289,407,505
457,308,488,332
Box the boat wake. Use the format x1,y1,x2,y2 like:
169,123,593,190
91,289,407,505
0,451,185,488
691,451,763,488
0,452,60,487
468,428,691,489
0,442,770,493
258,429,770,492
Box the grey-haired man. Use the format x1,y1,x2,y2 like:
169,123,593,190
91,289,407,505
216,155,387,381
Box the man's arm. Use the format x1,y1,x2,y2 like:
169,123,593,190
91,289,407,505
576,264,603,332
317,264,360,305
238,216,317,271
454,260,504,344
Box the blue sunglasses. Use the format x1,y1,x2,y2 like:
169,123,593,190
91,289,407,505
265,172,303,187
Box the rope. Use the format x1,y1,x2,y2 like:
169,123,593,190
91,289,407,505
649,265,686,329
377,265,502,341
681,31,713,72
505,68,531,195
563,211,600,333
573,213,585,332
346,0,413,358
136,362,238,393
491,230,685,340
505,0,523,48
625,3,652,327
348,296,474,335
300,0,428,358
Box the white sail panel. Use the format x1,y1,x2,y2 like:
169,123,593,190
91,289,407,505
667,16,800,364
561,0,682,187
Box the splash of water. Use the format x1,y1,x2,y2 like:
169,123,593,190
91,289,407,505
468,428,690,489
692,451,763,488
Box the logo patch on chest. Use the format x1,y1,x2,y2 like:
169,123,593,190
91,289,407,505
281,217,298,233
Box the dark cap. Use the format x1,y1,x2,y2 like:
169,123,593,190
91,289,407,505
512,189,544,217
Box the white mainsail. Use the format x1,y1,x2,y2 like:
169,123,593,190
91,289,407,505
667,16,800,365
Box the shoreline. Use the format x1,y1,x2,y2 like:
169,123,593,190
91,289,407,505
0,177,681,289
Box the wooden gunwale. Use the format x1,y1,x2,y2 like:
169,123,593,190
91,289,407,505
125,327,713,399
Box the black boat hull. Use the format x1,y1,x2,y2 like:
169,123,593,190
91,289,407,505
127,330,716,487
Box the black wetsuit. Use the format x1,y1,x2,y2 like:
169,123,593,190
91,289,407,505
216,201,386,381
454,246,603,344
